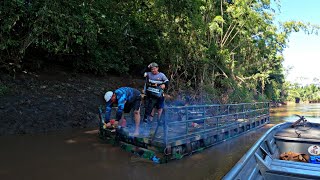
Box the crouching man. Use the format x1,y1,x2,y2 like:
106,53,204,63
104,87,141,136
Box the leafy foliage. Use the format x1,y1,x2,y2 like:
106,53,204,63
1,0,318,103
286,83,320,102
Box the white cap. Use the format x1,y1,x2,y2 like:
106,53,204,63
104,91,113,102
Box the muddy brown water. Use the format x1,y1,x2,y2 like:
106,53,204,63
1,104,320,180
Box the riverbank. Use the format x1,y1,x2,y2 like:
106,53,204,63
0,69,145,135
270,101,319,108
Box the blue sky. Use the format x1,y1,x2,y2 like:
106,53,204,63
273,0,320,85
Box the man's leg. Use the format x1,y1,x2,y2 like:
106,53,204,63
156,96,165,120
133,96,142,135
157,108,163,120
133,108,140,135
144,96,154,122
119,114,126,127
149,108,155,122
144,97,156,121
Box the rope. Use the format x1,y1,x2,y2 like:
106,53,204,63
294,119,312,138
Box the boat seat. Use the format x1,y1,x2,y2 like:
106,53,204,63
267,159,320,179
274,125,320,141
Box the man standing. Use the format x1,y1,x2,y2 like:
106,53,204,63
143,62,169,122
104,87,141,136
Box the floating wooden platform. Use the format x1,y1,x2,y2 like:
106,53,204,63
99,102,270,163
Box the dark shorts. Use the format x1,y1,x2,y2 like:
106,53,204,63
145,95,164,109
124,95,141,113
155,96,165,109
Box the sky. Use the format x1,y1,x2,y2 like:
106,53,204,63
273,0,320,85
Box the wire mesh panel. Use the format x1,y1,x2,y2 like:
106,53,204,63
100,102,269,147
161,102,270,146
98,102,270,162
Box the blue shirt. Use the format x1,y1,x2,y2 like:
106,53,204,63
105,87,140,122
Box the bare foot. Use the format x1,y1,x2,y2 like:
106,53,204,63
133,131,139,137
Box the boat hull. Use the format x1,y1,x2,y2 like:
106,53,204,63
223,122,320,180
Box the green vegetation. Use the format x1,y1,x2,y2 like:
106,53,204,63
1,0,319,103
0,84,9,96
285,81,320,103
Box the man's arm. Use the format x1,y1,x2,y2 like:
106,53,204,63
141,66,150,77
163,80,169,88
160,73,169,89
105,101,112,122
115,93,126,121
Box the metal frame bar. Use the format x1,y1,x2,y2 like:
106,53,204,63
161,102,270,146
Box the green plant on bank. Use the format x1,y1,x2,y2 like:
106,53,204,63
0,84,9,96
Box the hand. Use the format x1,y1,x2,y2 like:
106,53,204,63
148,63,152,68
160,84,165,89
104,122,111,129
110,119,116,124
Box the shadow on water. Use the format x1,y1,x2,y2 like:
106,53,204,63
0,103,320,180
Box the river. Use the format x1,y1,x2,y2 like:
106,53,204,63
1,103,319,180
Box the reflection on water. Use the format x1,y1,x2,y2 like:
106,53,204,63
271,103,320,124
0,103,319,180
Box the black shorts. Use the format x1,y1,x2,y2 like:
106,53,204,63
124,96,141,113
